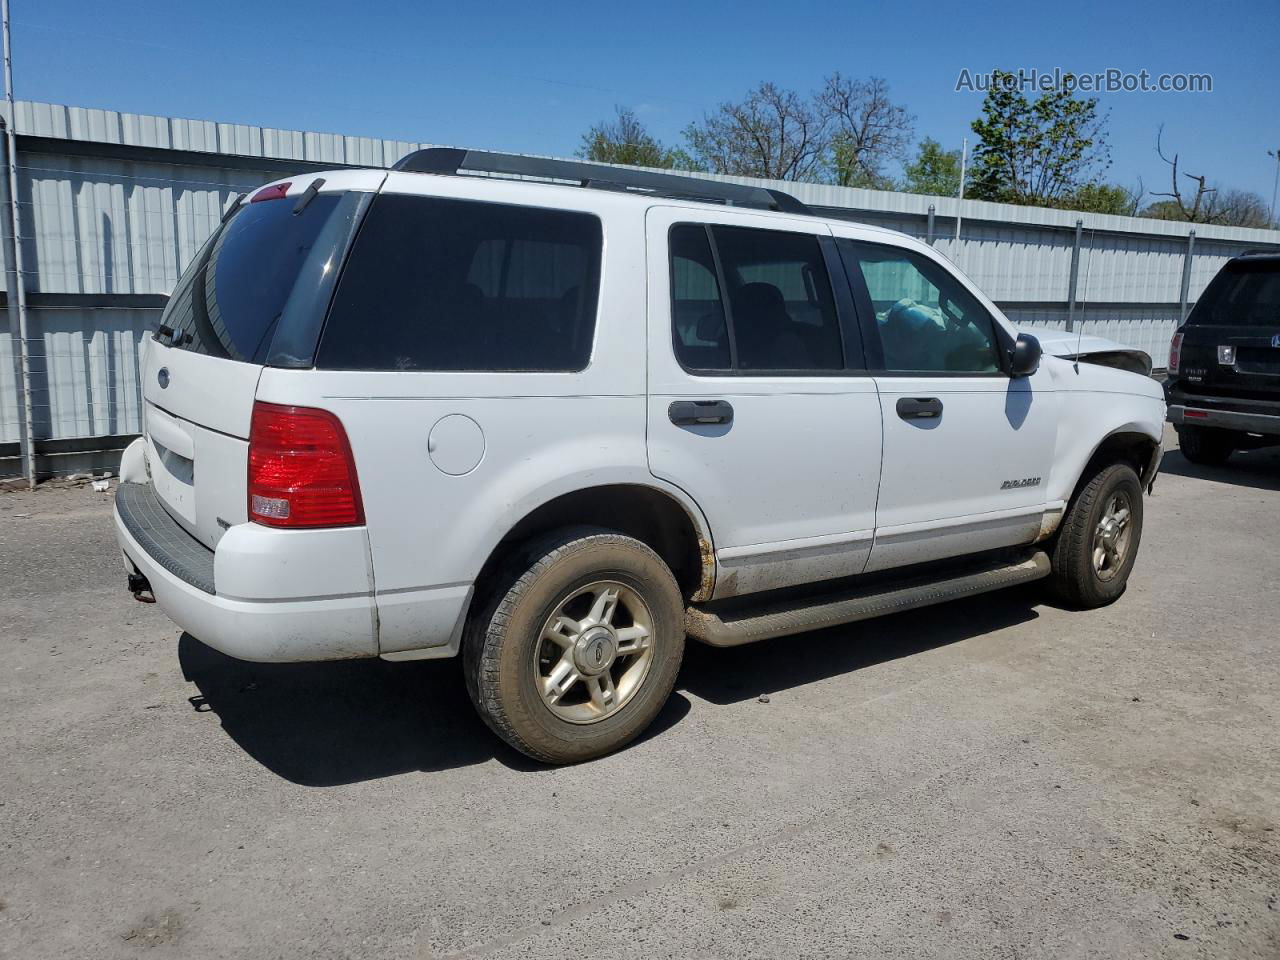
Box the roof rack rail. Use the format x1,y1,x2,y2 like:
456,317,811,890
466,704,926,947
391,147,811,214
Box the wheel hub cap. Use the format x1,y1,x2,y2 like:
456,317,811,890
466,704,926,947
574,626,618,676
1092,492,1133,581
532,580,655,725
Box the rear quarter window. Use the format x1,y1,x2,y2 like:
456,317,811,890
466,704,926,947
159,192,343,363
316,195,602,372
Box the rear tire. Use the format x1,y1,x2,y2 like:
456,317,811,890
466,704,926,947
463,527,685,764
1049,462,1144,609
1176,424,1234,465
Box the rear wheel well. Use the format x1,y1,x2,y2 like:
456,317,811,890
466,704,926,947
472,485,710,606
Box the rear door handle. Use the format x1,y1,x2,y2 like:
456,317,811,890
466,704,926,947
669,400,734,426
896,397,943,420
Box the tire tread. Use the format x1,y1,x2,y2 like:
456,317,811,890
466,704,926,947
463,526,681,764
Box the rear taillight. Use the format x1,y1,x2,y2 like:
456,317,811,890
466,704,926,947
247,402,364,528
1168,331,1184,375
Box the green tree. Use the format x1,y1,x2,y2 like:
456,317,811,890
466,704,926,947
1066,182,1140,215
579,107,680,168
967,69,1110,205
902,138,963,196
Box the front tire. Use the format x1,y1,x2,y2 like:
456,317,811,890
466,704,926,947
463,528,685,764
1176,424,1235,465
1049,462,1144,609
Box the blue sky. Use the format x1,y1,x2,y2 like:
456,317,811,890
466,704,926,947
16,0,1280,205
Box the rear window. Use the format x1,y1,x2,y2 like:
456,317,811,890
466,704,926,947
159,192,343,363
1190,260,1280,327
316,195,602,371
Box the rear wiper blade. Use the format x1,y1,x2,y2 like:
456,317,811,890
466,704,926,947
292,178,326,216
221,194,246,223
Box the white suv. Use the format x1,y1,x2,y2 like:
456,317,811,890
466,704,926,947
114,150,1166,763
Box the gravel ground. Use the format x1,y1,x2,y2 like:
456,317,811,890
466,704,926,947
1,430,1278,960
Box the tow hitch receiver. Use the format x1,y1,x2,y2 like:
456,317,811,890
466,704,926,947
128,571,156,603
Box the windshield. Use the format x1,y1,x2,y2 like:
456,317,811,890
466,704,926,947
1189,260,1280,328
158,192,342,363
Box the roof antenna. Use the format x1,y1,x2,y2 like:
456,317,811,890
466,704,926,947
1074,227,1095,374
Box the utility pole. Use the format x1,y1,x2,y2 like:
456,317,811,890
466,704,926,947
1269,148,1280,228
1,0,33,488
954,137,968,242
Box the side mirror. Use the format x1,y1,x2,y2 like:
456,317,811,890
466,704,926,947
1010,333,1042,378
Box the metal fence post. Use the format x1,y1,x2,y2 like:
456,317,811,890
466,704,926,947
0,115,32,488
1179,230,1196,323
926,204,935,245
1065,219,1083,333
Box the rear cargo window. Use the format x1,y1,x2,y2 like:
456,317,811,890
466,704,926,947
159,193,342,363
1190,260,1280,326
316,195,602,372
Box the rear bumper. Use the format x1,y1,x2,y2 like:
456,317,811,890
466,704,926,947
114,481,379,662
1168,404,1280,436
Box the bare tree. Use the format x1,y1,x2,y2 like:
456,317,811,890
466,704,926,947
818,74,914,188
1208,189,1274,228
1147,127,1274,227
684,82,829,181
1150,124,1218,221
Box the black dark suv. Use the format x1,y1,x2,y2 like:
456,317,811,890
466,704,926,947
1167,253,1280,464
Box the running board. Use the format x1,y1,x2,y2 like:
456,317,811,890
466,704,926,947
685,551,1051,647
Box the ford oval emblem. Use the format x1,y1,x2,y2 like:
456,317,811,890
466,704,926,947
1272,333,1280,349
157,367,170,389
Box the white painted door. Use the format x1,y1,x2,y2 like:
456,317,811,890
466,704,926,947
836,238,1059,572
644,207,884,598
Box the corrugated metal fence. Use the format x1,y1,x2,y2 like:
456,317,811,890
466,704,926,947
4,100,1280,478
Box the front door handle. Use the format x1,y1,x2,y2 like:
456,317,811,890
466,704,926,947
669,400,734,426
896,397,943,420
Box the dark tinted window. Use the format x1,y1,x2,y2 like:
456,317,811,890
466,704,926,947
713,227,843,372
670,225,730,370
1190,260,1280,327
843,242,1002,374
318,195,601,371
668,224,844,374
160,193,342,363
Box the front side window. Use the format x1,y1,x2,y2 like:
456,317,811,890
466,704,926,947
318,195,602,371
842,242,1003,374
669,224,844,374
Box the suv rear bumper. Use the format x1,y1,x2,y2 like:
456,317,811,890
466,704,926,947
1165,383,1280,436
1167,391,1280,437
114,481,379,662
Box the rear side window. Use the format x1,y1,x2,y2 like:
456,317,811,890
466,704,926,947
669,223,844,374
671,225,731,370
317,196,602,371
160,193,342,363
1190,260,1280,326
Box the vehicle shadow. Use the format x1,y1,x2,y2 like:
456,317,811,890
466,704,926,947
178,633,691,786
678,585,1042,705
1159,445,1280,492
179,583,1043,783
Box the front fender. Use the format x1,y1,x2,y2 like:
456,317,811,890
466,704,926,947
1046,363,1165,506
